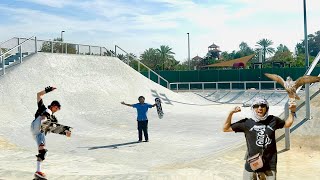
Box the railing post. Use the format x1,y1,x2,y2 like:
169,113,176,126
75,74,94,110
274,82,276,90
148,70,150,79
284,101,290,150
230,82,232,90
18,38,22,63
158,76,160,84
177,84,179,91
89,46,91,55
20,46,23,63
259,82,261,90
35,37,37,53
51,41,53,53
244,82,246,90
115,45,117,57
77,44,80,54
1,56,5,75
216,83,218,90
100,47,102,56
65,43,68,54
189,83,191,91
202,83,204,92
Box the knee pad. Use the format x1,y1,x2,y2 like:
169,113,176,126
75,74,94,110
36,149,48,161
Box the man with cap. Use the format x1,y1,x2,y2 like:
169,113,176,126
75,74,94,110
222,97,296,180
30,86,71,179
121,96,156,142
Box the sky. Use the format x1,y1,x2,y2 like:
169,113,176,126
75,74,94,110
0,0,320,61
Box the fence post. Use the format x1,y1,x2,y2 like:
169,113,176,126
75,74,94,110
202,83,204,92
244,82,246,90
35,37,37,53
158,76,160,84
100,47,102,56
77,44,80,54
65,43,68,54
230,82,232,90
177,84,179,91
274,82,276,90
189,83,191,91
216,83,218,90
115,45,117,57
284,101,290,150
89,46,91,55
148,70,150,79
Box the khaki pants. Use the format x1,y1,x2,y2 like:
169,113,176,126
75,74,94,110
243,169,276,180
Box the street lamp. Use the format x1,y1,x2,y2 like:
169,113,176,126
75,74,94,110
187,33,190,70
303,0,310,119
61,31,65,53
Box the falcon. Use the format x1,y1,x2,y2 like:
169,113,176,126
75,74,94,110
265,73,320,100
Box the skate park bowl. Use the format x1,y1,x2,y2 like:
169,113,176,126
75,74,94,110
0,52,319,179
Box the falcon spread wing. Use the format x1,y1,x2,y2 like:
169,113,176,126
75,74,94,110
264,73,285,87
294,75,320,89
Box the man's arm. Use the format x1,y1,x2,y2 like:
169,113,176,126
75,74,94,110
121,101,133,107
223,106,241,132
284,103,296,128
37,86,56,102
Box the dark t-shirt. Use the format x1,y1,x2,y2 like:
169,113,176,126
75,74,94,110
35,99,47,119
231,115,285,172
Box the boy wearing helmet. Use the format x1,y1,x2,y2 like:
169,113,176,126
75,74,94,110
30,86,71,179
222,97,296,180
121,96,156,142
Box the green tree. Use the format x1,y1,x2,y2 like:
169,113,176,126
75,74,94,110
140,48,161,70
239,42,254,57
256,38,275,62
271,44,293,62
157,45,176,70
296,30,320,57
40,37,76,54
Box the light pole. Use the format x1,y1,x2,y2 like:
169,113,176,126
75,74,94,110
61,30,65,53
303,0,310,119
187,33,190,70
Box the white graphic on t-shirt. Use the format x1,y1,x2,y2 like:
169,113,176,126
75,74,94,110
249,125,272,148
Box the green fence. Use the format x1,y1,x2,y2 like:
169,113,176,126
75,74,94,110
140,67,320,89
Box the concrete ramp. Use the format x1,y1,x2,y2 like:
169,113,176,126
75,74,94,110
1,53,264,179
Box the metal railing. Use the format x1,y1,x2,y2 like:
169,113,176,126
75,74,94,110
115,45,169,88
0,36,37,75
169,81,278,91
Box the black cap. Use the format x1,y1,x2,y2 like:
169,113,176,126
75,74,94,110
50,100,61,108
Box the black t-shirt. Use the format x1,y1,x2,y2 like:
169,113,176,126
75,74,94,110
231,115,285,172
35,99,47,119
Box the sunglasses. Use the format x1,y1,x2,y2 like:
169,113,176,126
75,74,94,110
252,104,267,109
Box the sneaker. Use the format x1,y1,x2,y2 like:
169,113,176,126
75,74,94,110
138,140,142,143
144,140,149,142
35,171,46,179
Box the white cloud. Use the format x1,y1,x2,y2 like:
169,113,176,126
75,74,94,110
19,0,75,8
1,0,320,61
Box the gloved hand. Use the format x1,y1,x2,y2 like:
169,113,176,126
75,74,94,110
45,86,56,93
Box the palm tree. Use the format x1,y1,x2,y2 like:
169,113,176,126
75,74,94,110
256,39,275,62
157,45,175,70
140,48,160,69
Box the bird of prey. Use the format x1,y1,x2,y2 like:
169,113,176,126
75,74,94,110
264,73,320,100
